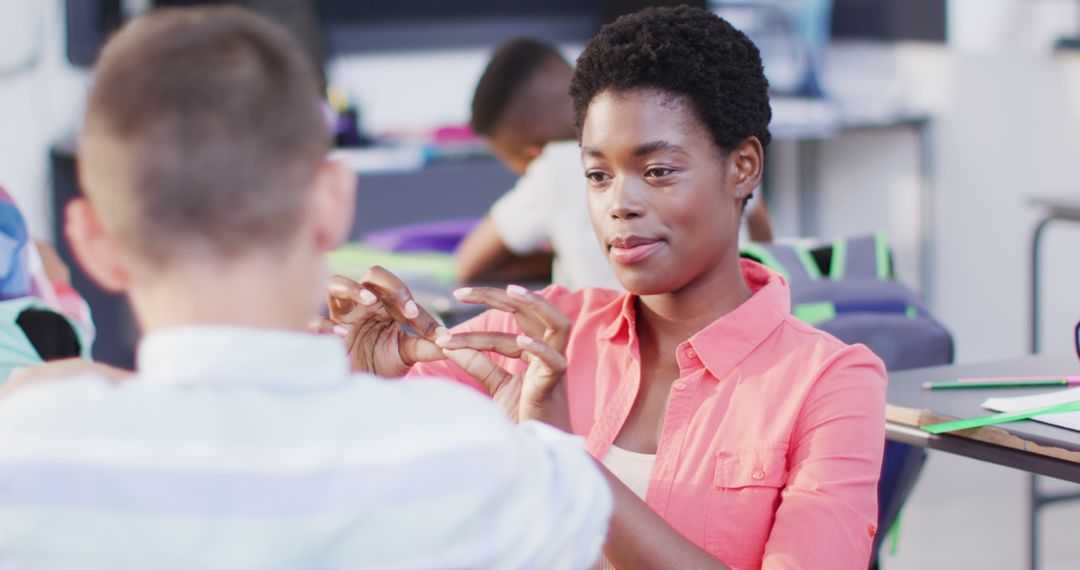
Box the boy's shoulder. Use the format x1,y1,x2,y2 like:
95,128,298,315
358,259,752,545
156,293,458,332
0,370,521,459
353,373,513,427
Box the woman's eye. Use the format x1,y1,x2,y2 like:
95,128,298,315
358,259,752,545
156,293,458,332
586,171,610,183
645,167,674,178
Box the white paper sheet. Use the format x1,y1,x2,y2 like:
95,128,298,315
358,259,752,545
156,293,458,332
983,387,1080,432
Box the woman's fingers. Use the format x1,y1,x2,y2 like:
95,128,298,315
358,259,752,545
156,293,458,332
399,335,448,366
436,331,566,393
358,266,444,339
435,331,524,358
516,335,568,377
440,346,515,397
505,285,572,351
328,275,381,323
328,270,443,341
308,316,338,335
453,285,571,351
452,286,544,336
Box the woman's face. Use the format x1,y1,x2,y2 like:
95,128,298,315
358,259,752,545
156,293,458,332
580,89,762,296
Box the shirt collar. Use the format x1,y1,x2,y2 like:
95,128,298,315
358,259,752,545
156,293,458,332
688,259,791,381
137,326,351,389
599,259,791,380
599,293,636,341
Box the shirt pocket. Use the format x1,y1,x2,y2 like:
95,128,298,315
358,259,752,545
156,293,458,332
704,444,790,567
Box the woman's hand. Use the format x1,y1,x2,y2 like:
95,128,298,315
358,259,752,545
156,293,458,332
323,267,447,377
433,284,572,429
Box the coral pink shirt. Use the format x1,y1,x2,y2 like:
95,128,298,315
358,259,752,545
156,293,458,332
411,260,887,569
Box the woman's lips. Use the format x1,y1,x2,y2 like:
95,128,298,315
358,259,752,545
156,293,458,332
608,238,664,264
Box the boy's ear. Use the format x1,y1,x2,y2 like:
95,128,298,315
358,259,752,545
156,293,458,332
729,137,765,201
64,198,130,292
308,159,357,251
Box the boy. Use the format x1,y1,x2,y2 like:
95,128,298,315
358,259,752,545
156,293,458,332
457,37,774,289
0,8,609,569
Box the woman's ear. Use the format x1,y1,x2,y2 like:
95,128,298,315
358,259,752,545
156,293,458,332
308,159,357,252
64,198,130,292
729,137,765,201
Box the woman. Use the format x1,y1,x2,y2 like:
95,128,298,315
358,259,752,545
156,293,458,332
327,6,886,568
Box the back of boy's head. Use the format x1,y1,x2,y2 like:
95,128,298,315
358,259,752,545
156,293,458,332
470,37,573,140
569,5,772,153
80,6,329,267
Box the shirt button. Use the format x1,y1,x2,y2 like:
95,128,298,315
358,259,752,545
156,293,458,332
673,381,687,391
685,348,697,360
868,524,878,538
752,469,766,481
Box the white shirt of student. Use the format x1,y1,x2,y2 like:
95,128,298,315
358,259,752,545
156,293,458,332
490,141,757,291
0,326,611,570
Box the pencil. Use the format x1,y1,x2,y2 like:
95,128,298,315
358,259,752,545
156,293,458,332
922,379,1071,390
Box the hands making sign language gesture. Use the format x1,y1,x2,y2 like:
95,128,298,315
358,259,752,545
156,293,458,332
323,267,572,429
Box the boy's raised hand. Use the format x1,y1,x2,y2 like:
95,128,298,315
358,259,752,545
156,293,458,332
432,284,571,430
325,267,447,377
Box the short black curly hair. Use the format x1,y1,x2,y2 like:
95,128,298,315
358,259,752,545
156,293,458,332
570,5,771,154
471,37,567,136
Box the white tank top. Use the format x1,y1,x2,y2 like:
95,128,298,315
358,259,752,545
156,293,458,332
597,445,657,570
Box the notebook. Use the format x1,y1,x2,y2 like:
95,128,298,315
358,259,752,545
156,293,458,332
983,387,1080,432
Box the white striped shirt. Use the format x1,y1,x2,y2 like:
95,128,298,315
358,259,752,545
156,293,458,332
0,327,611,570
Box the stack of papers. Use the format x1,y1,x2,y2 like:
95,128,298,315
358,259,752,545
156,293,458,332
983,387,1080,432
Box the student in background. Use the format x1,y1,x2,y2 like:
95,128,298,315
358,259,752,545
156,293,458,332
0,8,610,568
457,37,774,289
330,6,884,568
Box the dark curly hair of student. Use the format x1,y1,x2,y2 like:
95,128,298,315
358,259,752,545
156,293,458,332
470,37,567,136
569,5,772,153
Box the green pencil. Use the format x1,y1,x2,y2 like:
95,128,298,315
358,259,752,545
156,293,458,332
922,379,1070,390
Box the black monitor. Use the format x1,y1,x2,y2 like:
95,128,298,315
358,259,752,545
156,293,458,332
66,0,325,68
65,0,709,67
66,0,944,70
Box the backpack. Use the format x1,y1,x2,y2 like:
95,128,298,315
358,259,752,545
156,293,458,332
0,188,91,382
740,233,953,370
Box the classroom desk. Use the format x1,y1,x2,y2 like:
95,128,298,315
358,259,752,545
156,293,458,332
886,352,1080,483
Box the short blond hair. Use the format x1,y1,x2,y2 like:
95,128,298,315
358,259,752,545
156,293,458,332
80,6,329,265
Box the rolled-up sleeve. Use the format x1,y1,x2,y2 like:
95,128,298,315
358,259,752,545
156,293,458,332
762,345,887,569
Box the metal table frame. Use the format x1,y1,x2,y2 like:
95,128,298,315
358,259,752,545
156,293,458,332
1027,198,1080,570
885,422,1080,484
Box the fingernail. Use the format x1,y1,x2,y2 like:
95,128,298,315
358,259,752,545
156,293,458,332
403,300,419,319
333,325,349,337
358,289,377,305
453,287,472,299
434,326,449,338
435,334,452,346
507,284,528,297
516,334,533,347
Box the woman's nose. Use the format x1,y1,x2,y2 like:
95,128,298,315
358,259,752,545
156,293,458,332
607,178,646,220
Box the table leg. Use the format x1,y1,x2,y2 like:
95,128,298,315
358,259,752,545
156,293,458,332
915,121,935,307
